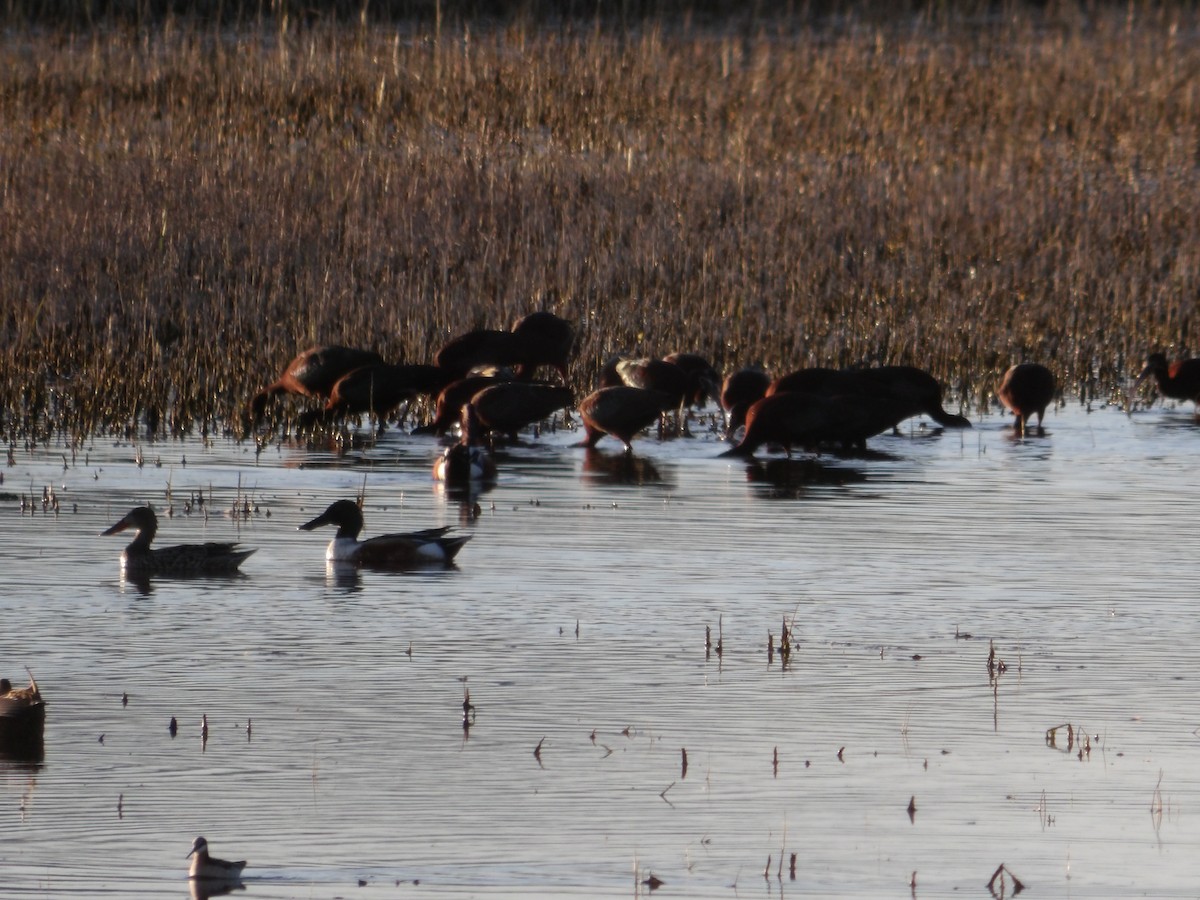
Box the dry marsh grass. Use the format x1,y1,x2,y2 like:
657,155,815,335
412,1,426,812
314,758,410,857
2,6,1198,439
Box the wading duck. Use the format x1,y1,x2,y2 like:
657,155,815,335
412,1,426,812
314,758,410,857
768,365,971,432
434,312,574,382
720,368,771,436
1133,352,1200,418
101,507,255,575
510,311,575,381
997,363,1056,435
298,499,471,567
0,672,45,725
187,837,246,882
249,345,384,422
470,381,574,439
577,386,677,453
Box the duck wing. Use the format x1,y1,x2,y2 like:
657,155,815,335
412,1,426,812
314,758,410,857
356,530,468,568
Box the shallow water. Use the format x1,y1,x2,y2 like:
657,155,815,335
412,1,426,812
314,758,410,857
4,400,1200,898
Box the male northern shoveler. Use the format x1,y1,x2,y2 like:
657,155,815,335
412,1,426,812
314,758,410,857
101,507,256,575
298,499,471,567
187,837,246,882
434,403,498,485
0,672,45,725
1133,352,1200,418
997,363,1056,435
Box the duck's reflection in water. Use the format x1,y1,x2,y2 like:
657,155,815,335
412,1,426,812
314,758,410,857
744,457,867,500
189,878,245,899
0,720,44,772
581,448,669,487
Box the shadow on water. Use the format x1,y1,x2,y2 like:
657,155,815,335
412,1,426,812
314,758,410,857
743,457,868,500
580,448,669,486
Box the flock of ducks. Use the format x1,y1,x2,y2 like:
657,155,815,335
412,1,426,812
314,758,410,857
92,313,1200,582
12,313,1200,887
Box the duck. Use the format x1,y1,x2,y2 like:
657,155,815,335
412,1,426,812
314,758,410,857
101,507,255,575
434,404,498,484
470,381,574,439
577,386,677,452
768,365,971,431
1133,352,1200,418
298,499,471,567
997,363,1056,435
510,311,575,381
249,345,384,423
720,368,771,436
0,671,45,725
433,312,575,383
187,836,246,882
411,372,512,436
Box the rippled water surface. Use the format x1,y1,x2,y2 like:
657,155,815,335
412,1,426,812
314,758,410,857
5,401,1200,898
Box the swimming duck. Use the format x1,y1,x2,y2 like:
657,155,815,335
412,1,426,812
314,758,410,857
298,499,471,567
0,672,45,724
434,404,498,485
187,836,246,882
101,507,256,575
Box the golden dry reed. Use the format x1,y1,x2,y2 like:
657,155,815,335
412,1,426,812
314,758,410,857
1,5,1197,440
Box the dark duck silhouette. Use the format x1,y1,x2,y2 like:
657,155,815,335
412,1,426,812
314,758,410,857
577,386,677,452
433,312,574,382
997,363,1055,435
720,368,771,436
661,352,721,407
1133,352,1200,418
102,506,255,575
298,499,470,567
722,390,915,458
768,365,970,432
412,372,512,436
300,363,453,430
511,311,575,381
249,345,383,422
470,382,574,439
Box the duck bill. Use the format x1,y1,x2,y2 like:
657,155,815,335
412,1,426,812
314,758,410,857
100,518,131,536
297,511,333,532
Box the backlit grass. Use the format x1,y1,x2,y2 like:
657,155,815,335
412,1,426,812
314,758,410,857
1,5,1197,439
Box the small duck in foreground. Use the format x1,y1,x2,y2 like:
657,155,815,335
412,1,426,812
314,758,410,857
298,499,471,567
187,836,246,882
0,671,45,724
102,506,256,575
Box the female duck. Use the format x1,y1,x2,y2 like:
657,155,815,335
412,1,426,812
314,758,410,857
0,672,45,724
101,507,255,575
298,499,471,567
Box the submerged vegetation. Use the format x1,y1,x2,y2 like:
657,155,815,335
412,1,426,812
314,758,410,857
1,4,1198,440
